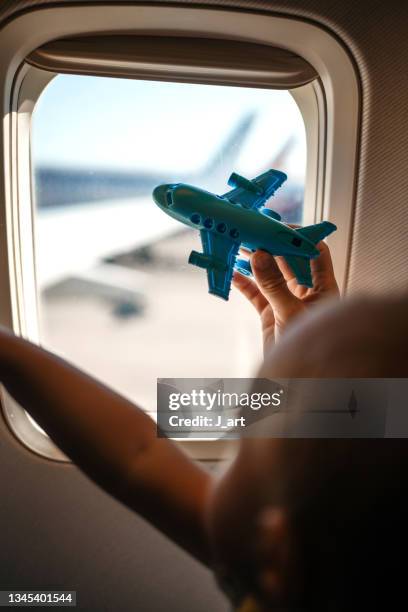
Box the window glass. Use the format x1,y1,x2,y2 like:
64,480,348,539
31,75,306,412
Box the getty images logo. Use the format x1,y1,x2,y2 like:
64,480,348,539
167,388,283,411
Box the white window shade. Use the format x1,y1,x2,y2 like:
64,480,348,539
26,35,317,89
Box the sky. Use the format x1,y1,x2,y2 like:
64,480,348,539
31,74,307,180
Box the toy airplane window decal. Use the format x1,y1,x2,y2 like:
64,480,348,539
166,189,174,207
152,170,337,300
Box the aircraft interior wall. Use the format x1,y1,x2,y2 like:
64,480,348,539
0,415,228,611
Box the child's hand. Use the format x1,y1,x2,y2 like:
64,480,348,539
233,240,339,353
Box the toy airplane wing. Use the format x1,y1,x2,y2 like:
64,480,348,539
222,169,287,212
188,230,239,300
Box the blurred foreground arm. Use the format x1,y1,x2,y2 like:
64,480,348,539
0,328,211,564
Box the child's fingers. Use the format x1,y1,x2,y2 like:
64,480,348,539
310,241,339,294
251,251,301,320
238,248,297,285
274,256,297,283
232,271,269,315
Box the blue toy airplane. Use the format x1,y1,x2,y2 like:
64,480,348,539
152,170,336,300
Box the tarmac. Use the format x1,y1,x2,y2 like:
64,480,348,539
39,229,263,413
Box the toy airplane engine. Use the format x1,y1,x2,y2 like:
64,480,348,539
152,170,337,301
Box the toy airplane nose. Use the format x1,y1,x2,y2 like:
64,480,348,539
152,184,169,206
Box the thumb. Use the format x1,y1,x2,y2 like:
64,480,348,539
251,251,300,320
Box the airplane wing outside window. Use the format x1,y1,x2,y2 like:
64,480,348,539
200,230,239,300
222,169,287,210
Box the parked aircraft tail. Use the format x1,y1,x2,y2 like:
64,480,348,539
200,112,256,183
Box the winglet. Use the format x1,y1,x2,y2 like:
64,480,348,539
227,172,263,194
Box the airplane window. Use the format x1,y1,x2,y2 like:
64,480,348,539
292,236,302,247
216,222,227,233
190,213,201,224
230,228,240,239
31,75,306,413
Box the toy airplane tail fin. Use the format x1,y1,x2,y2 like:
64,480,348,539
297,221,337,245
284,222,336,287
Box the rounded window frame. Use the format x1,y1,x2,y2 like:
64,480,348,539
0,4,360,461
